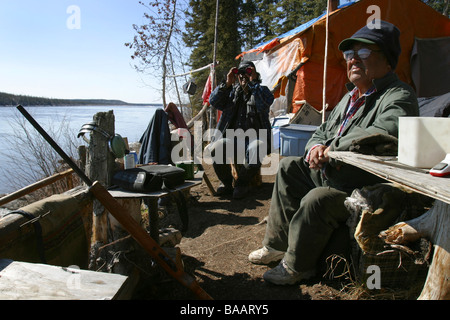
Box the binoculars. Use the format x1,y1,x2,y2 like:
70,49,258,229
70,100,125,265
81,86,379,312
232,67,252,76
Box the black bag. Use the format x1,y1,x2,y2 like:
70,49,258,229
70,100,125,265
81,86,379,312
183,80,197,95
112,165,186,192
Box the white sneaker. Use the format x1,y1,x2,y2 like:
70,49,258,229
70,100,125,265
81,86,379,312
263,259,315,285
248,246,285,265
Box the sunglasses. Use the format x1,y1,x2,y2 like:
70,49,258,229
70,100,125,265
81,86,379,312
233,67,252,76
343,48,382,61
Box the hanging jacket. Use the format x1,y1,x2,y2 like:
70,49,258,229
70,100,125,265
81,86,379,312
138,108,171,165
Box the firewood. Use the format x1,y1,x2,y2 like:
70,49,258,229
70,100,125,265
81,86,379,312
379,200,450,300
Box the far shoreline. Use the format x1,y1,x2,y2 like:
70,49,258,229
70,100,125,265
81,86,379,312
0,91,162,107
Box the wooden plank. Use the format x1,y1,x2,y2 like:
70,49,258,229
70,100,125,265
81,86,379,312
107,177,203,199
328,151,450,204
0,259,132,300
0,169,74,206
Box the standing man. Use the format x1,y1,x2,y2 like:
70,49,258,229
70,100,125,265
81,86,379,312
249,21,419,284
208,61,274,199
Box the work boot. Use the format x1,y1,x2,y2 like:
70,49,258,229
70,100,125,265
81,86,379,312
216,183,233,196
263,259,315,285
232,185,249,199
248,246,285,265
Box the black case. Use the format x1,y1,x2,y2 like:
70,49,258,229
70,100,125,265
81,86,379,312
112,165,186,192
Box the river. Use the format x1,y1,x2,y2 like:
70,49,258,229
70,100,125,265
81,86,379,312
0,105,160,195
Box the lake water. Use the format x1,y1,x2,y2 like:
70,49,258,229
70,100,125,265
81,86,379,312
0,105,160,195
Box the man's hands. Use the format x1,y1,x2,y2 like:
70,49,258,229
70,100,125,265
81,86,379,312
225,67,257,90
308,145,330,170
226,68,237,87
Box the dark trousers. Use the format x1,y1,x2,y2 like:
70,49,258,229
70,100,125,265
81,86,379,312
263,156,350,273
210,137,266,187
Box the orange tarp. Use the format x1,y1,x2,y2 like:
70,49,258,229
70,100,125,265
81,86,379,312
293,0,450,113
241,0,450,114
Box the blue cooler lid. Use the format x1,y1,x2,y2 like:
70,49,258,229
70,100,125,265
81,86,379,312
280,124,318,132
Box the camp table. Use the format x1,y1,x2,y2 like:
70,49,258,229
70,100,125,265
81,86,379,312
107,172,203,242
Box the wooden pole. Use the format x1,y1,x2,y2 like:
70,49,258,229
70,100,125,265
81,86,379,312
209,0,219,131
322,0,331,123
0,169,74,207
85,111,116,263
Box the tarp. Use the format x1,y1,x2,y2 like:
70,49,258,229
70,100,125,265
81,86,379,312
239,0,450,115
0,193,91,268
411,37,450,98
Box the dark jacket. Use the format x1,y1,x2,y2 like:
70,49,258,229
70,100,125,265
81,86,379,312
209,80,274,148
138,108,171,165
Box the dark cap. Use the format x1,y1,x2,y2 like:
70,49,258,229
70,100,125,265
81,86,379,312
238,60,256,70
338,20,401,69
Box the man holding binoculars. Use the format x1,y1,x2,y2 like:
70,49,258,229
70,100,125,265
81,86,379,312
208,61,274,199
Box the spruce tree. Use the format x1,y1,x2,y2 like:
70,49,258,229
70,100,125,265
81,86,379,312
183,0,242,111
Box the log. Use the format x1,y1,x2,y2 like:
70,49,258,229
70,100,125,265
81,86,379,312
86,111,116,270
380,200,450,300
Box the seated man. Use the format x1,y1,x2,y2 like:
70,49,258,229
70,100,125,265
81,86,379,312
208,61,274,199
248,21,419,285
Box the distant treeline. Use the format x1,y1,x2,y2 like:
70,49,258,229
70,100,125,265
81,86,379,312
0,92,156,107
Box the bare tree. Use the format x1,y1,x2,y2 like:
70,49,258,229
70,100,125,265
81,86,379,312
125,0,188,108
0,109,79,198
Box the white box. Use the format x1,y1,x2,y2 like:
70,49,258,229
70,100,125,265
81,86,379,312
291,101,322,126
398,117,450,168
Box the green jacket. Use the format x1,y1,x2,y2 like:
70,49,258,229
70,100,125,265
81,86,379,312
305,72,419,191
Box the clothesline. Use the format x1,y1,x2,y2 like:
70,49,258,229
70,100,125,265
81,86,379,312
167,62,220,78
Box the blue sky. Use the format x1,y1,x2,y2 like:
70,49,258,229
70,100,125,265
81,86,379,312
0,0,161,104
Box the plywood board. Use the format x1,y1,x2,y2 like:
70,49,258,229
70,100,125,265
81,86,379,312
0,259,131,300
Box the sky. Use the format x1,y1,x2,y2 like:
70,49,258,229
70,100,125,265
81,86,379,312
0,0,161,104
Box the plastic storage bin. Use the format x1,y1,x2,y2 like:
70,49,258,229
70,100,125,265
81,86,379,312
271,116,290,151
280,124,317,156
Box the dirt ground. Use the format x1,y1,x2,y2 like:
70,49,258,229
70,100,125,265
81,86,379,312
138,163,363,301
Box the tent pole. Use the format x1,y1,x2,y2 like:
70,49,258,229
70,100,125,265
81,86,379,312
322,0,331,124
210,0,219,131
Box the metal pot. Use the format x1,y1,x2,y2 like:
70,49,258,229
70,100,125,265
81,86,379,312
77,121,128,158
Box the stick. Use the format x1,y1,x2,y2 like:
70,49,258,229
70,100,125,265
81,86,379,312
16,105,213,300
0,169,74,206
322,0,331,124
